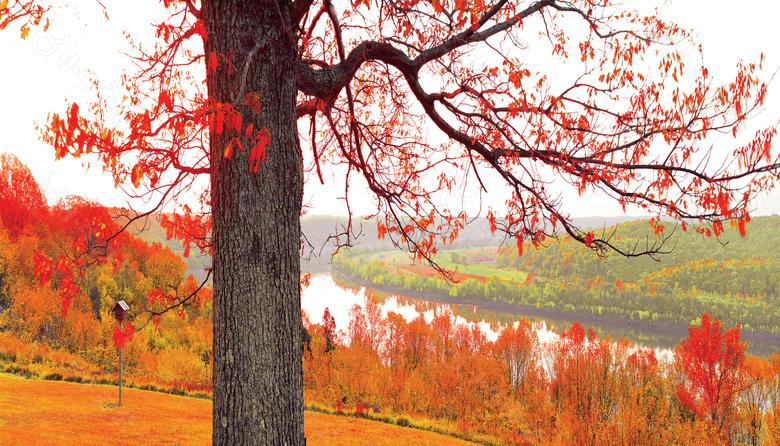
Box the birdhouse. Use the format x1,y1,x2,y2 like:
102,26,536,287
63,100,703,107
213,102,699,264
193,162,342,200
112,300,130,322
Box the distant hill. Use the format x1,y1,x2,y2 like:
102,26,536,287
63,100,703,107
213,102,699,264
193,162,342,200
123,211,747,278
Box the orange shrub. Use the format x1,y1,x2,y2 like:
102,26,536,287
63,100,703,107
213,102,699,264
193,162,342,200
1,285,61,342
155,345,210,390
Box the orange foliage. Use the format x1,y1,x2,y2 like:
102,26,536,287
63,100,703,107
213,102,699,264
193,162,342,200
300,305,780,445
1,286,61,342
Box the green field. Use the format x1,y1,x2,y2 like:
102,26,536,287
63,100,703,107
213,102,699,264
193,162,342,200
365,248,530,283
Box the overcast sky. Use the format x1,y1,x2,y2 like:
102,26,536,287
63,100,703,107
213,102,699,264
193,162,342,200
1,0,778,219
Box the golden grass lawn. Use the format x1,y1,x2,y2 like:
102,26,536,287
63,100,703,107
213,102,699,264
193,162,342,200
0,373,475,445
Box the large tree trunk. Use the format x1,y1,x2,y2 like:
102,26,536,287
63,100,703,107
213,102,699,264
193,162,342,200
204,1,305,444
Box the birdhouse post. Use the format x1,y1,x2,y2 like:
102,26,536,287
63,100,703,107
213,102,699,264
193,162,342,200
112,300,130,407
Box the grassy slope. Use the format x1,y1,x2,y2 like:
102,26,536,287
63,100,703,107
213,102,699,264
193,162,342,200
0,374,474,446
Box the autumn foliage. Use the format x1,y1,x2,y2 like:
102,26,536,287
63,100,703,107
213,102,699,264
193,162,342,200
0,161,779,444
675,313,747,441
303,299,780,445
0,155,212,392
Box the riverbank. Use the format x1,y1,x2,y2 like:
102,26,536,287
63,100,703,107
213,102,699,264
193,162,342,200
331,271,780,357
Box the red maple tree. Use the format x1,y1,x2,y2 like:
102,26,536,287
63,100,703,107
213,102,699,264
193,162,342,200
675,313,747,442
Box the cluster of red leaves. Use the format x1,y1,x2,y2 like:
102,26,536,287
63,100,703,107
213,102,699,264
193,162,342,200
147,287,174,307
160,205,210,259
300,271,311,293
112,322,135,349
31,252,83,316
32,197,127,317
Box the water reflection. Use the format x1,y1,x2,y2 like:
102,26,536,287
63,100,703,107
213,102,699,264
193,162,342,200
301,274,779,358
301,273,517,341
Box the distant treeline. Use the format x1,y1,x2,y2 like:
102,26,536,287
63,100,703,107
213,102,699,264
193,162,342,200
134,212,663,278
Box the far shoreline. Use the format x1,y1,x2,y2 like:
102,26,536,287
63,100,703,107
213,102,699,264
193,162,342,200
329,271,780,358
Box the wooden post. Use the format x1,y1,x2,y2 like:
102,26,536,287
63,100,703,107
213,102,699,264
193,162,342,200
112,300,130,408
119,344,123,407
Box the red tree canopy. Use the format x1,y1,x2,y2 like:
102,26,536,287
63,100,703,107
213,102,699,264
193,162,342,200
0,153,47,240
675,313,746,437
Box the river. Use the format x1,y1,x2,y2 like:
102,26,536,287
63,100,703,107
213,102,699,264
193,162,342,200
301,274,780,358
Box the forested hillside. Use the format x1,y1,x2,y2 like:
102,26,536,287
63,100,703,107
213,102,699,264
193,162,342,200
333,216,780,334
0,154,213,394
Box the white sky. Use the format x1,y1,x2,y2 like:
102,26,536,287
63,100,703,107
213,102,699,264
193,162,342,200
0,0,778,218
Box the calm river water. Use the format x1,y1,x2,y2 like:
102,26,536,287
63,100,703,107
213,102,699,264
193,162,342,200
301,274,780,358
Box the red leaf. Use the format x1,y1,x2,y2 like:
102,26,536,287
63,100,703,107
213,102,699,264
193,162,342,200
223,139,233,159
208,52,218,72
738,218,747,237
585,231,594,247
192,19,207,41
249,128,271,172
68,103,79,132
487,210,497,234
131,164,143,188
245,92,260,114
61,294,71,317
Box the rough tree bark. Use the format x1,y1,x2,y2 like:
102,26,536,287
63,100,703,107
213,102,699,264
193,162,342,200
203,1,305,444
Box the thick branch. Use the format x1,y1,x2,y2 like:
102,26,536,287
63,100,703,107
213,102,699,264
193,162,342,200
297,40,413,102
